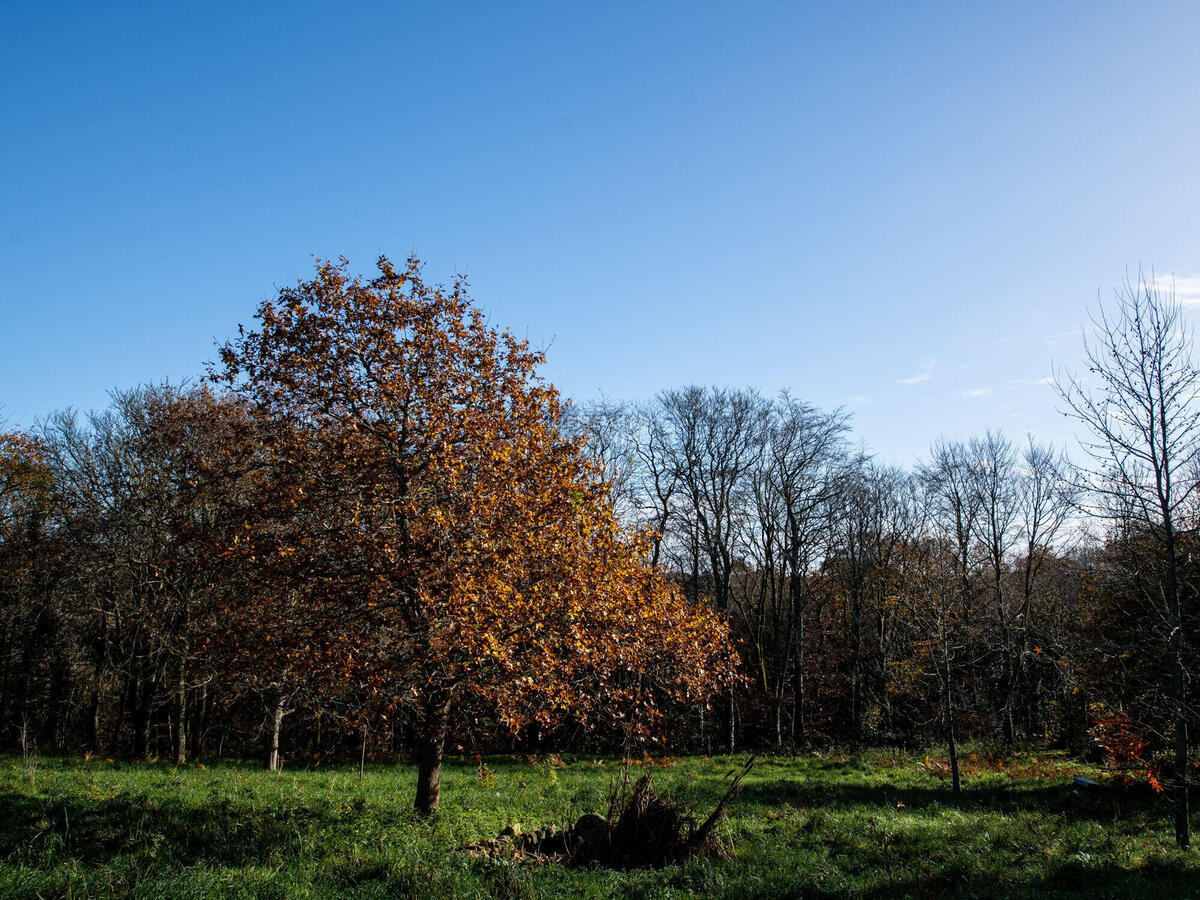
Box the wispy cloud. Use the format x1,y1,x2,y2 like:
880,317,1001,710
1150,274,1200,307
960,388,991,398
844,394,871,407
897,357,936,385
1041,329,1079,349
1011,376,1053,387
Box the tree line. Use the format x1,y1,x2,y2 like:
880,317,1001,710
567,273,1198,845
0,262,1197,839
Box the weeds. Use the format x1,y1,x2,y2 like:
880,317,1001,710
16,718,37,788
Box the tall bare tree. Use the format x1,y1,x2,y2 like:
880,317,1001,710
1056,272,1200,849
968,432,1021,746
1009,438,1077,743
660,386,769,750
918,438,984,792
769,396,849,746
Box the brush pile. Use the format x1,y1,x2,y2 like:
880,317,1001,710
460,756,755,869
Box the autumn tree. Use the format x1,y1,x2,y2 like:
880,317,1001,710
217,256,735,811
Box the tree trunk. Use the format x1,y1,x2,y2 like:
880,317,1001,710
727,689,736,753
190,680,208,760
414,693,452,814
774,688,785,750
112,675,129,756
87,689,102,753
1172,645,1189,850
174,653,187,765
267,691,285,772
792,589,806,748
88,609,109,755
132,673,151,760
940,637,961,794
1003,695,1017,752
0,621,11,734
46,649,70,750
360,723,368,780
1166,534,1190,850
850,597,861,743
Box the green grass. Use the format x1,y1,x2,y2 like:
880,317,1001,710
1,749,1196,898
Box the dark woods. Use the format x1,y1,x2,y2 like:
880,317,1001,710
1,263,1197,839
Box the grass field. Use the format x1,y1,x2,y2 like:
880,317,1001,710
1,749,1196,898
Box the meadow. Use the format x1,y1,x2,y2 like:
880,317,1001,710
1,749,1196,899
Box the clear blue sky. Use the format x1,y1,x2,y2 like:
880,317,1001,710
3,1,1198,465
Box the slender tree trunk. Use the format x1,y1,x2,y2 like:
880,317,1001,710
360,723,368,780
792,581,806,749
88,610,109,755
1172,636,1189,850
87,689,102,753
174,652,187,765
879,611,894,735
414,693,452,814
940,634,961,794
728,687,736,753
132,672,151,760
774,683,785,751
1165,533,1190,850
267,691,285,772
190,680,207,760
0,622,13,734
47,648,69,750
851,594,863,742
112,674,129,756
1003,624,1027,753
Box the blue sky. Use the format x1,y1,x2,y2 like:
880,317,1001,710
2,1,1198,465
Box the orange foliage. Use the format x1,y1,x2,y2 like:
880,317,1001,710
216,256,736,809
1089,707,1164,792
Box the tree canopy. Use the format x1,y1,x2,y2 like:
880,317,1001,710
216,256,736,810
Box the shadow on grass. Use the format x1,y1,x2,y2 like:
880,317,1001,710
772,864,1195,900
3,760,1187,899
741,863,1200,900
736,777,1162,822
728,778,1191,898
0,788,356,867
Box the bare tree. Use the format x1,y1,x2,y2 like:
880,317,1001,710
565,397,639,525
733,394,849,749
1056,272,1200,849
629,401,681,570
660,386,770,750
827,459,921,743
918,438,984,793
1009,438,1077,743
770,396,849,746
968,432,1021,747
